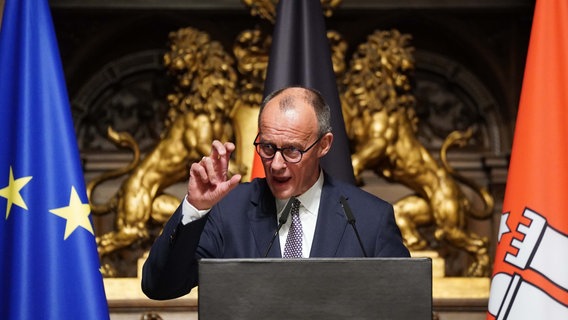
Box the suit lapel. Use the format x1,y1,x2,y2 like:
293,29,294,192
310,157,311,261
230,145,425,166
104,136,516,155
309,176,349,257
249,180,281,258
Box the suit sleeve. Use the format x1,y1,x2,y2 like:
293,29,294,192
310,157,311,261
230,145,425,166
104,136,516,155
141,204,208,300
374,204,410,257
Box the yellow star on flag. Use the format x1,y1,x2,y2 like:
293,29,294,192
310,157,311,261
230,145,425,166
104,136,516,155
49,186,94,240
0,166,33,219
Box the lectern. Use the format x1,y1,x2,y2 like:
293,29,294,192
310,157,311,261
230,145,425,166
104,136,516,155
198,258,432,319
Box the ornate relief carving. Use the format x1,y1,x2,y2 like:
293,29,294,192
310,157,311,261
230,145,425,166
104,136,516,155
73,51,170,153
414,50,503,153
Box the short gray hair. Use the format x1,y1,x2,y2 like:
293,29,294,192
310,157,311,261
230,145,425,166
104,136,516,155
259,86,332,136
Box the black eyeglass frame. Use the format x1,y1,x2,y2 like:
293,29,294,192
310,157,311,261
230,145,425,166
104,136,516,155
253,133,324,163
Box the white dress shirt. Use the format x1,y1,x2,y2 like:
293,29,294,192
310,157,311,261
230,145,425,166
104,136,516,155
275,172,323,258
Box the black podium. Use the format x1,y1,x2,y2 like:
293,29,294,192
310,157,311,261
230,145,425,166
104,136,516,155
198,258,432,319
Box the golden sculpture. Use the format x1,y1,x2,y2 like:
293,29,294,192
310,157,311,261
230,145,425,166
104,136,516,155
88,0,494,277
231,26,271,181
87,28,239,275
340,30,494,276
242,0,341,22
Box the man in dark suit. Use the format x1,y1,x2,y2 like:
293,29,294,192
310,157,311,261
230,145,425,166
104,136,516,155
142,86,409,300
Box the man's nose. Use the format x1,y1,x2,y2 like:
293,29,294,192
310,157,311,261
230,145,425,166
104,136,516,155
270,151,287,171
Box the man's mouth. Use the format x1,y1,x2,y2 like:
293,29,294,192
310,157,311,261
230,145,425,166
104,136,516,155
272,176,291,184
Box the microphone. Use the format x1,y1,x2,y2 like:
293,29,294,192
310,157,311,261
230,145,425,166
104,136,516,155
339,195,368,257
263,197,296,257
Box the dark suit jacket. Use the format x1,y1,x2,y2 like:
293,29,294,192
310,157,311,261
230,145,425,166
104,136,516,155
142,174,409,300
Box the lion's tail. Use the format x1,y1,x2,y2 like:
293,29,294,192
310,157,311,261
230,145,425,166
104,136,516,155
86,127,141,215
440,128,494,219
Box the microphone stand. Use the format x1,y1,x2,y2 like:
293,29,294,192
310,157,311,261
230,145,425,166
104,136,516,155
340,195,368,257
263,197,296,257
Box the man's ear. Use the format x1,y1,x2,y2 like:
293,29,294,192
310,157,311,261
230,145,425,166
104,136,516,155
318,132,334,157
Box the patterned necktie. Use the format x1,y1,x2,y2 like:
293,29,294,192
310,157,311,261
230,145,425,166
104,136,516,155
283,198,303,258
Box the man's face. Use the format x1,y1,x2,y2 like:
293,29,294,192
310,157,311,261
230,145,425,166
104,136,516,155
257,90,332,199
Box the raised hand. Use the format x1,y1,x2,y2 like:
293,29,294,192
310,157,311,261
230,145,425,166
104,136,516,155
186,140,242,210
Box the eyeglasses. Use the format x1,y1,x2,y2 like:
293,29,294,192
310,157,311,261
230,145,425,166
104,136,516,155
253,133,323,163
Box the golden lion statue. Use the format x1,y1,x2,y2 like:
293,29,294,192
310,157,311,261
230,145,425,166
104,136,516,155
87,27,238,274
340,30,494,276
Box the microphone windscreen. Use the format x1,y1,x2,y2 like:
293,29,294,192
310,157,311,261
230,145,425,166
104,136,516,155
278,196,296,225
339,196,356,223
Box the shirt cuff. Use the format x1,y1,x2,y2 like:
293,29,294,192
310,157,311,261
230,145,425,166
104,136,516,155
181,196,211,225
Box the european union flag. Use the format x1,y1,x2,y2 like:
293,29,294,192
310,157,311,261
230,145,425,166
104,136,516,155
0,0,110,319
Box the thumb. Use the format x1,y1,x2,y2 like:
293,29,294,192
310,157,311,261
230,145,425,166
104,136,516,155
214,174,241,201
225,174,242,192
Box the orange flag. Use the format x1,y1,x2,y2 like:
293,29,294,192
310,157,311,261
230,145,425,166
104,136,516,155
250,152,265,180
487,0,568,318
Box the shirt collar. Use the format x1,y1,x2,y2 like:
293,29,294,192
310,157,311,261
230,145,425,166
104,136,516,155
276,170,324,216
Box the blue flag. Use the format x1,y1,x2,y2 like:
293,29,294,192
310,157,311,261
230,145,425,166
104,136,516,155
0,0,110,319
